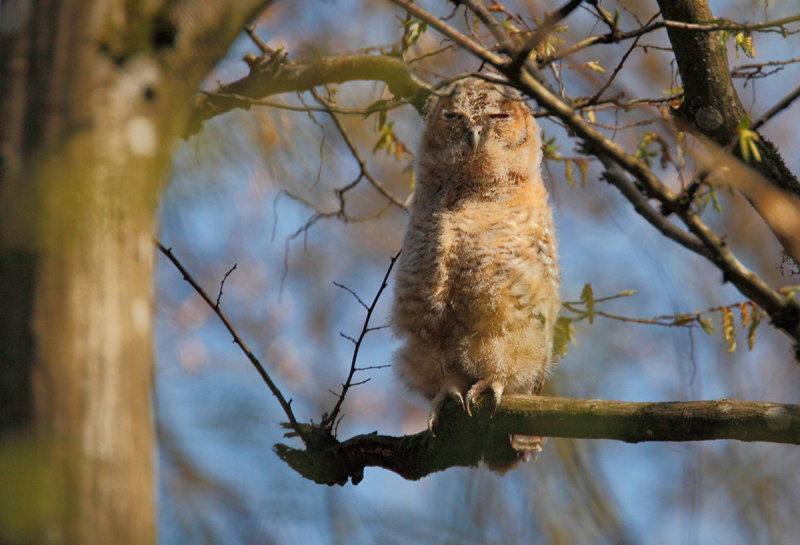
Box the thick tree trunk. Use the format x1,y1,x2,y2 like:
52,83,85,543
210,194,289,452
1,2,164,543
0,0,269,542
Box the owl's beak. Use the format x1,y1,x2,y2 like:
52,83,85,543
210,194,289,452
471,126,482,152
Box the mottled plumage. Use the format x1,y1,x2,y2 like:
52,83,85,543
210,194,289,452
392,77,560,467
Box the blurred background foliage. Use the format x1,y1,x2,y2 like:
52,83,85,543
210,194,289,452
155,1,800,543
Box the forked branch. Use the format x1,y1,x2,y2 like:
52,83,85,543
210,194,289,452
323,251,401,432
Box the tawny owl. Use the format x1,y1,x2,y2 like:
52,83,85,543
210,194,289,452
391,76,560,466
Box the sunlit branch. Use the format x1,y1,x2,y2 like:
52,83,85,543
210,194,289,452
188,52,432,136
154,240,309,443
276,396,800,485
199,90,408,116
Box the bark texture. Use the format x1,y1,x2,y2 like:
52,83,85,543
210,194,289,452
0,0,269,543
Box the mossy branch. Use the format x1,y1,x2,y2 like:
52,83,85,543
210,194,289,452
275,395,800,485
187,53,431,135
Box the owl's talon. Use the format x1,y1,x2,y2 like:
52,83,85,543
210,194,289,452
466,379,505,418
427,412,438,435
428,380,469,433
452,391,466,412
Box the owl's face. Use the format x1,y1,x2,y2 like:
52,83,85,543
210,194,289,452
419,77,541,186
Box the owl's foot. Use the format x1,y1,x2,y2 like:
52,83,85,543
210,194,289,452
428,380,467,434
465,379,505,417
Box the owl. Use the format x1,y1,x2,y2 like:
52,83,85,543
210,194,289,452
391,76,560,467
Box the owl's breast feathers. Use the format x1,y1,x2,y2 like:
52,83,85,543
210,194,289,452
393,184,559,342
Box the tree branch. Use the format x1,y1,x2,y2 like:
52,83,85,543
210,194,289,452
161,0,276,90
187,53,432,135
751,84,800,132
275,395,800,485
656,0,800,200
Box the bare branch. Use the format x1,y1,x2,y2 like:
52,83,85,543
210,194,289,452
276,189,392,292
732,57,800,80
310,90,407,209
154,240,308,443
276,396,800,485
333,281,370,310
322,251,401,432
215,263,238,307
661,13,800,33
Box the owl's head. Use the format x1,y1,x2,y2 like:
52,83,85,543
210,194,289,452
419,76,542,188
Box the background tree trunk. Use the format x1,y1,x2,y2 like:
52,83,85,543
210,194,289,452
0,1,268,543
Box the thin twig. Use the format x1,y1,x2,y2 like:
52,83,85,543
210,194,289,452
154,239,308,443
215,263,238,307
334,281,369,310
322,250,401,432
585,14,655,106
276,189,392,293
508,0,584,73
732,57,800,79
751,84,800,132
355,364,392,371
309,89,407,209
538,13,800,68
662,13,800,33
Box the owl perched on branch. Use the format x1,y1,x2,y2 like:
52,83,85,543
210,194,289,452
391,76,560,467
